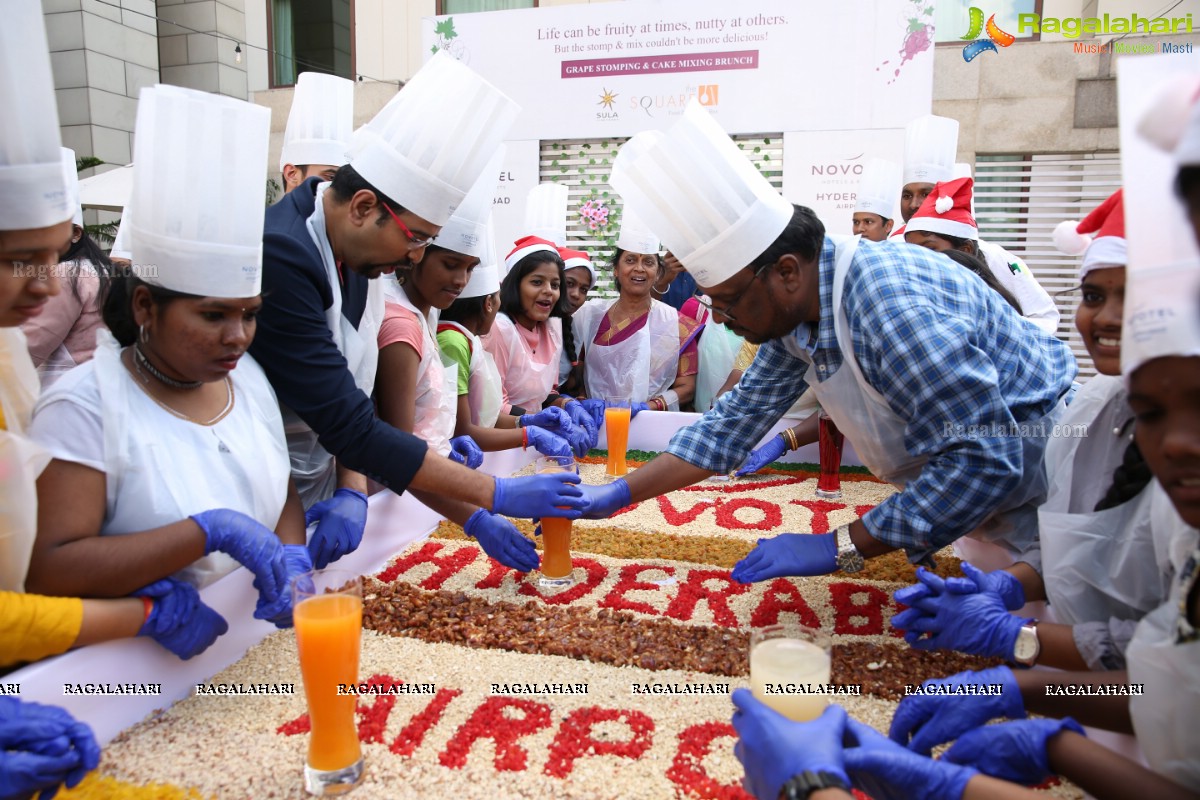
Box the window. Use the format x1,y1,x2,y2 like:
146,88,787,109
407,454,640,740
269,0,354,88
935,0,1041,44
437,1,536,13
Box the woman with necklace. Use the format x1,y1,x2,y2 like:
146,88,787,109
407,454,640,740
24,86,306,629
572,213,700,412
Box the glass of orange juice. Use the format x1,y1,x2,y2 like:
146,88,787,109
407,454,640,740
535,455,577,588
604,396,632,478
749,624,832,722
294,569,365,796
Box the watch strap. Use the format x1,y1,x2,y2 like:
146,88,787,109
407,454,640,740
834,524,865,573
780,770,851,800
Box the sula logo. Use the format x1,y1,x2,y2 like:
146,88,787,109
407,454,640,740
961,7,1015,61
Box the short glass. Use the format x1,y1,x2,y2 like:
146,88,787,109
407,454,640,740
749,624,833,722
535,455,577,588
294,570,365,796
604,397,632,478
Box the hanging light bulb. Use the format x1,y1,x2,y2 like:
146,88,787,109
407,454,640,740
234,43,242,64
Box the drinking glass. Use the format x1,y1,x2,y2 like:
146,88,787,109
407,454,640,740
749,624,832,722
604,396,632,478
815,411,845,499
536,455,577,588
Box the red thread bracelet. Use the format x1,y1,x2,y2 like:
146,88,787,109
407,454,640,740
141,596,154,623
522,427,529,449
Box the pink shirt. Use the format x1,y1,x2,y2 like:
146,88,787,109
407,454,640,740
21,262,102,373
377,302,424,358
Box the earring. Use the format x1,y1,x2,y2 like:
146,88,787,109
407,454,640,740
139,324,149,345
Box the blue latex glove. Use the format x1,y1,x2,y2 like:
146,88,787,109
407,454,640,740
844,719,976,800
735,435,788,477
961,562,1026,610
464,509,539,572
492,473,584,520
521,406,590,457
891,568,1026,658
525,426,573,459
449,435,484,469
253,544,312,628
563,400,600,452
889,666,1025,755
304,488,369,569
604,399,649,419
133,579,229,660
577,479,631,520
731,533,837,583
0,697,100,798
943,718,1085,786
731,688,849,800
192,508,289,608
578,398,606,432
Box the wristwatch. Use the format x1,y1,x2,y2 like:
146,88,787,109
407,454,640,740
780,770,851,799
834,524,864,574
1012,620,1041,666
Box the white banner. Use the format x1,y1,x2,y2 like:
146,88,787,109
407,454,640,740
489,140,541,261
423,0,934,140
783,129,906,235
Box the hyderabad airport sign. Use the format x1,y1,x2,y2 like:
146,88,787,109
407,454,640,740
1018,12,1193,38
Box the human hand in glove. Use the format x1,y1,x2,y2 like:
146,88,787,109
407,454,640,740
132,578,226,658
492,473,584,520
943,717,1084,786
449,435,484,469
191,508,288,608
888,666,1025,755
252,544,313,628
0,696,100,799
892,567,1026,658
844,718,976,800
525,426,573,459
521,406,590,456
731,688,849,800
731,533,837,583
577,398,606,432
563,400,600,452
464,509,539,572
577,479,631,520
304,488,369,569
605,400,650,419
735,435,788,477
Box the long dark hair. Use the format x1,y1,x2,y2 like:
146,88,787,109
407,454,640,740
609,247,665,294
940,249,1023,314
101,266,193,346
499,249,576,365
62,228,113,303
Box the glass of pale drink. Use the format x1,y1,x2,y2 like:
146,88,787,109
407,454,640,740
749,624,832,722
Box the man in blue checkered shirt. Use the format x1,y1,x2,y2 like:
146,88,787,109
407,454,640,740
580,205,1075,578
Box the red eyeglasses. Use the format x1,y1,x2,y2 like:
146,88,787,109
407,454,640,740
382,204,435,249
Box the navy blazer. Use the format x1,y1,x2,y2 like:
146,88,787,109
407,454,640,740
249,177,427,494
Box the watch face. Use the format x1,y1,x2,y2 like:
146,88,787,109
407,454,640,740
1015,627,1038,661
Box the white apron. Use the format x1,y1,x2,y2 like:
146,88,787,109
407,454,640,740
73,331,292,587
1040,375,1166,625
575,298,679,407
441,321,503,429
1126,494,1200,791
37,343,76,389
798,236,1052,564
692,306,744,412
283,182,386,508
382,282,456,458
485,314,562,413
0,328,50,592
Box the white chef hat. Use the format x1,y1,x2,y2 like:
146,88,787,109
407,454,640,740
348,51,519,226
60,148,83,228
1120,58,1200,379
438,148,503,260
109,209,132,262
903,115,959,185
461,217,501,299
610,101,793,287
524,182,568,247
129,85,271,298
280,72,354,172
611,130,662,254
0,0,70,231
854,157,902,220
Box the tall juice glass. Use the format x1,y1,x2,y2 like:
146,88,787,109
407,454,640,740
815,411,844,499
750,624,832,722
604,399,631,478
536,455,576,587
294,570,364,796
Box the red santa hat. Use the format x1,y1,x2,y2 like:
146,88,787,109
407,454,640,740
504,235,559,275
557,246,596,283
1053,189,1125,280
905,177,978,241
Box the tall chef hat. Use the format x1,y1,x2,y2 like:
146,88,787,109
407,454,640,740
280,72,354,172
348,51,520,226
524,182,568,247
1120,60,1200,379
0,0,70,231
1053,190,1126,280
558,247,596,283
437,149,503,260
109,209,132,262
612,130,663,255
903,115,959,185
610,101,793,286
853,157,902,220
60,148,83,228
461,218,501,298
905,177,978,241
129,85,270,298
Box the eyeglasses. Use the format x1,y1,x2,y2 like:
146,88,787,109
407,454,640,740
382,204,436,250
695,262,771,324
